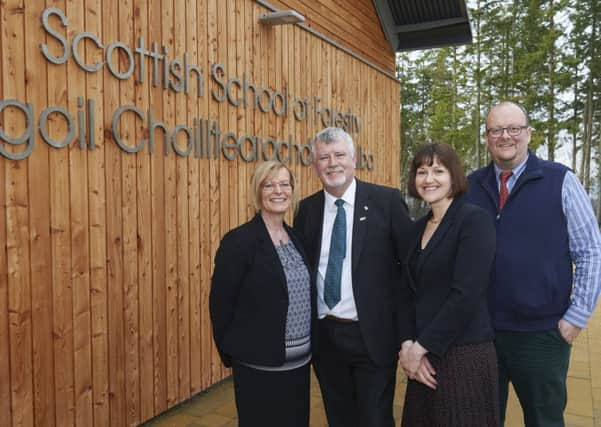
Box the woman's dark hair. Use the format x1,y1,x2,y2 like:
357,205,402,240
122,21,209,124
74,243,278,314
407,143,468,199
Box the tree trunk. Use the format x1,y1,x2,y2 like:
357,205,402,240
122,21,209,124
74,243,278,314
582,87,592,192
547,0,556,162
571,65,579,173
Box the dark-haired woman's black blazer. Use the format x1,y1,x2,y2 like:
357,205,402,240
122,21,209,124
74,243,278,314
209,214,314,367
399,197,496,356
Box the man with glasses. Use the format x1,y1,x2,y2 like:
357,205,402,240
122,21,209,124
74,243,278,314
467,101,601,427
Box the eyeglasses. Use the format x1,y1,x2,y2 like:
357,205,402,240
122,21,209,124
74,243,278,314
262,181,292,192
486,125,529,138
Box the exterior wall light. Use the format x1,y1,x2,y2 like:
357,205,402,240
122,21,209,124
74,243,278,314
259,10,305,26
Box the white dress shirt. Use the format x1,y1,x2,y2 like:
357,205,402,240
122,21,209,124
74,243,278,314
317,179,357,320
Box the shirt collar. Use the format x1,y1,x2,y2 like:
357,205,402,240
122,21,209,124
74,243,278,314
324,178,356,209
494,153,529,181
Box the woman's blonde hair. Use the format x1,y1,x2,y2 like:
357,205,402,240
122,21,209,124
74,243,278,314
250,161,298,213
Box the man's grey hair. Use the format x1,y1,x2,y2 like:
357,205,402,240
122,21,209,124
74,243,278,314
311,127,355,160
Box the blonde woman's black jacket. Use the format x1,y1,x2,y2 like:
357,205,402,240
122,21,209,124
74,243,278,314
209,214,314,368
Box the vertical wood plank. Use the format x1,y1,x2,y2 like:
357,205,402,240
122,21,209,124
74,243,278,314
117,0,142,424
289,24,297,195
162,0,179,408
118,0,142,423
23,1,55,426
207,0,222,385
227,0,238,240
46,0,75,424
85,0,110,425
134,0,155,419
174,0,191,403
103,0,126,423
198,0,213,392
3,2,34,425
0,21,11,418
67,0,93,424
292,25,301,199
280,21,290,227
237,0,249,225
247,1,259,212
186,0,202,395
267,13,277,166
0,169,9,423
149,0,167,413
216,7,230,391
6,129,34,427
302,23,312,196
225,3,238,382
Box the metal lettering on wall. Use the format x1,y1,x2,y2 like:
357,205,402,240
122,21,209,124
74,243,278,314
0,6,375,170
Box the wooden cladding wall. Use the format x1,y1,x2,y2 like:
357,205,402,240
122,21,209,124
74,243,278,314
269,0,396,74
0,0,400,426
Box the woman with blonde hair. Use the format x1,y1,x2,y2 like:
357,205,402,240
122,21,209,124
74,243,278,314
210,160,313,427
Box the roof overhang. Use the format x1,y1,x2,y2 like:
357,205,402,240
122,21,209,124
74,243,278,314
373,0,473,51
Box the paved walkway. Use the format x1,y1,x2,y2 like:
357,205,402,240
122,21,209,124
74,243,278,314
146,307,601,427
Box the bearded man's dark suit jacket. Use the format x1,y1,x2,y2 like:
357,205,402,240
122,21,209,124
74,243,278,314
294,179,413,425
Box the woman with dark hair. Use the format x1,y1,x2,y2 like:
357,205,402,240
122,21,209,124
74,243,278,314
399,143,500,426
209,160,313,427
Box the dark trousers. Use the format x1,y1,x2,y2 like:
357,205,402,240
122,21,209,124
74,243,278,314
314,318,396,427
495,329,571,427
232,362,310,427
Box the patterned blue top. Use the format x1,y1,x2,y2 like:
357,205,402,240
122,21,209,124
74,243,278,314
278,241,311,363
